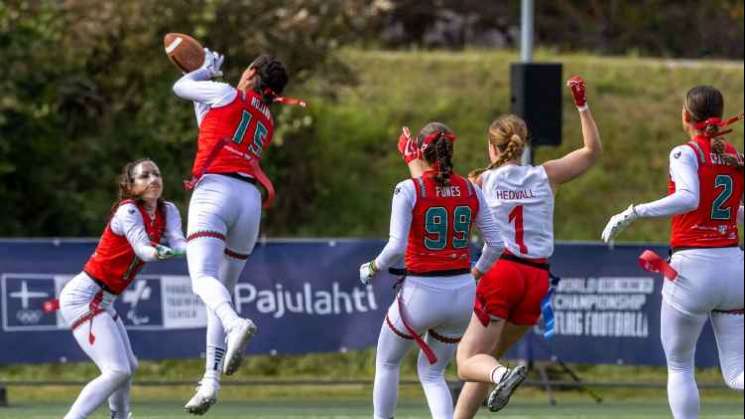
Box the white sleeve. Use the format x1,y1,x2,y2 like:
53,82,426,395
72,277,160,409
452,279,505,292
163,202,187,253
472,185,504,274
374,181,415,271
172,70,237,125
635,146,700,218
110,204,158,262
738,204,744,225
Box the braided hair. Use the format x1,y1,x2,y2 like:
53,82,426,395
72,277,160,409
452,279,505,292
685,85,742,169
249,54,289,106
418,122,455,187
469,115,528,180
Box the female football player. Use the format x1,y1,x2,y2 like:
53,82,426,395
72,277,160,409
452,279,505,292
59,158,186,419
173,49,301,414
360,122,504,419
602,85,743,419
453,76,602,417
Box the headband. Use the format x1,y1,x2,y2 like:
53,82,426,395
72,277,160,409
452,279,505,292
692,112,744,139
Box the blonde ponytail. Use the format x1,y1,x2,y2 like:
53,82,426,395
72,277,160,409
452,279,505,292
471,115,529,176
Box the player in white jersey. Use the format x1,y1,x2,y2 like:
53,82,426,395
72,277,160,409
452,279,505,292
58,159,186,419
453,76,602,417
602,85,744,419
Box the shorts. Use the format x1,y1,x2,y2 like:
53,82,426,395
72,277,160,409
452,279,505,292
474,257,549,326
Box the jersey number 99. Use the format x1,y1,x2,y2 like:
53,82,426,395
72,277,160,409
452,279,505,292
424,206,472,250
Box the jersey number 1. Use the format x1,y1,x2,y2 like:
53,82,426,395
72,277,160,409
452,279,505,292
509,205,529,254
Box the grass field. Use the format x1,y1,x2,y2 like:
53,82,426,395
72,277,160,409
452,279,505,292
2,398,744,419
3,384,743,419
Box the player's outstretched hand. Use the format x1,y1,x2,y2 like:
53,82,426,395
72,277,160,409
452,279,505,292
601,205,638,243
155,244,183,260
200,48,224,78
359,261,378,285
566,75,588,111
397,126,421,164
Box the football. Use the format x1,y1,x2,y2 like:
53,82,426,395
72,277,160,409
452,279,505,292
163,33,205,73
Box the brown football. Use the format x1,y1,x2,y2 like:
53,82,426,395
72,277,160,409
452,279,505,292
163,33,204,73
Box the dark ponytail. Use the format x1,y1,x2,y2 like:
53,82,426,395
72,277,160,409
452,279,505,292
418,122,455,187
685,85,743,169
433,136,454,186
249,54,289,106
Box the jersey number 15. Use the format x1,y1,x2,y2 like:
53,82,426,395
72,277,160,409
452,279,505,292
233,110,268,158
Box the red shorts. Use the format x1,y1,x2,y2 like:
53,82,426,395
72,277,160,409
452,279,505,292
474,257,550,326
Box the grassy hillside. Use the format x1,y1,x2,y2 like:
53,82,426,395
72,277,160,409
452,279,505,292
289,49,743,242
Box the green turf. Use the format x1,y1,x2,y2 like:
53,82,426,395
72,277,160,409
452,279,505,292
2,398,743,419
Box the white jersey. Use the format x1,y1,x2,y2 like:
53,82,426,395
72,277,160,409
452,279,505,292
480,164,554,259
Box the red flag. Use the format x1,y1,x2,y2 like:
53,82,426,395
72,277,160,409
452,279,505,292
639,250,678,281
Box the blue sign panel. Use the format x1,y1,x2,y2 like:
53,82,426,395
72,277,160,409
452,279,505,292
0,239,727,368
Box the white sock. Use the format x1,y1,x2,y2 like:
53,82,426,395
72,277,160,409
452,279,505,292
107,377,132,419
489,365,508,384
64,370,130,419
215,302,241,331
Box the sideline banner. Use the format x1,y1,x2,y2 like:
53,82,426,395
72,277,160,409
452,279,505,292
0,239,723,366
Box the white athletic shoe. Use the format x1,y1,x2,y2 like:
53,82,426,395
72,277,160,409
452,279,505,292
223,318,257,376
487,364,528,412
184,379,220,415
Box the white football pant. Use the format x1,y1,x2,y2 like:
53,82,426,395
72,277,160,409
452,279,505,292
374,274,475,419
662,247,744,419
186,174,261,382
59,273,137,419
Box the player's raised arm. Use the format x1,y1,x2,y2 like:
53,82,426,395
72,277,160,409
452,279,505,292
542,76,602,188
397,126,428,178
172,48,234,105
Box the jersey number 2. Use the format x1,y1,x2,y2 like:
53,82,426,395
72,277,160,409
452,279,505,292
424,206,472,250
232,110,268,158
509,205,529,254
711,175,733,220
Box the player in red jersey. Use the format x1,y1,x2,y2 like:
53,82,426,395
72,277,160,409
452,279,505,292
173,49,301,414
58,159,186,419
451,76,602,417
602,86,743,419
360,122,504,419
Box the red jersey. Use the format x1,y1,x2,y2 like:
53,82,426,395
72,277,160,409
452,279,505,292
405,172,480,274
192,89,274,178
84,200,166,294
669,135,744,248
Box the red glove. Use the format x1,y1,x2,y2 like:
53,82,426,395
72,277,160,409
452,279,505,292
566,75,588,110
397,126,421,163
